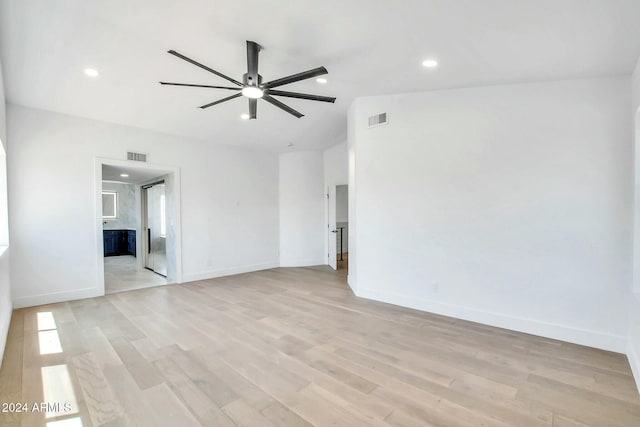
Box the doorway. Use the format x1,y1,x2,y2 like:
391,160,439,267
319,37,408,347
328,184,349,272
142,181,167,277
96,158,182,296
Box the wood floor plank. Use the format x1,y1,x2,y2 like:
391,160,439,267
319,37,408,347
384,408,440,427
80,327,123,370
70,352,124,426
153,355,236,427
222,399,278,427
260,401,314,427
108,336,164,390
188,346,278,412
290,382,392,427
102,364,161,427
167,347,240,408
141,383,202,427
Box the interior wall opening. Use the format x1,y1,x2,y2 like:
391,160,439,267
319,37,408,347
328,183,349,273
98,161,180,295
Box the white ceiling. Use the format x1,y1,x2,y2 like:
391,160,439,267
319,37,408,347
102,164,170,185
2,0,640,152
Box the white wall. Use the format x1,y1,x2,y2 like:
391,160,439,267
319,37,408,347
102,182,137,230
347,106,358,288
633,57,640,293
336,184,349,253
0,57,6,152
336,185,348,222
628,57,640,389
349,77,632,352
633,57,640,113
324,141,348,187
323,141,348,264
0,55,10,367
8,105,280,307
279,151,324,266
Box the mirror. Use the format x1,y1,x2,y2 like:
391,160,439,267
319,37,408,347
102,191,117,219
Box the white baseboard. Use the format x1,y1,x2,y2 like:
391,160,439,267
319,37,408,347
347,274,357,293
355,286,626,353
12,286,103,309
280,258,326,268
182,262,280,283
627,340,640,395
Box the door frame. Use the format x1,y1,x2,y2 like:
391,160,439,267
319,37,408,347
94,157,183,296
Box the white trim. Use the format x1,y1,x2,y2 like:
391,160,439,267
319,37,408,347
347,274,356,293
12,286,103,309
280,258,327,268
95,157,183,298
355,286,626,353
102,179,132,185
627,340,640,395
182,262,280,283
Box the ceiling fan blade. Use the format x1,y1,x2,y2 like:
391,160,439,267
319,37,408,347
168,50,242,86
266,89,336,103
199,93,242,109
264,67,328,89
246,41,260,84
262,95,304,118
160,82,241,91
249,99,257,119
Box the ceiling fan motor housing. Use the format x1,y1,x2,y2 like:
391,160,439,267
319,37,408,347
243,73,263,87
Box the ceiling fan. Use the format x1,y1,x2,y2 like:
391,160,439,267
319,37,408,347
160,41,336,119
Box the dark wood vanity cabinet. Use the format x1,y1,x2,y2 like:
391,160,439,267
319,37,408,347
103,229,136,257
127,231,136,255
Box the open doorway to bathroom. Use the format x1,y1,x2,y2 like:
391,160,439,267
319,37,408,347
98,160,181,294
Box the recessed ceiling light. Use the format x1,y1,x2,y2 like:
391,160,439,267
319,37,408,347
422,59,438,68
84,68,99,77
240,113,250,120
241,87,263,99
316,78,327,84
120,173,129,178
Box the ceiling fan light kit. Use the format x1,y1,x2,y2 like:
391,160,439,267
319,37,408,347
160,40,336,119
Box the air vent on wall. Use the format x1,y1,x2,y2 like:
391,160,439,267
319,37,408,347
368,112,388,128
127,151,148,162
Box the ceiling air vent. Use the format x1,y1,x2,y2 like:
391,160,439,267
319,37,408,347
127,151,148,162
368,112,388,128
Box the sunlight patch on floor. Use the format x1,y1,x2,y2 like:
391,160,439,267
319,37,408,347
41,364,79,419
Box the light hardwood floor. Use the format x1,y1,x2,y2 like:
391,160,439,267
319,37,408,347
336,253,348,271
1,266,639,426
